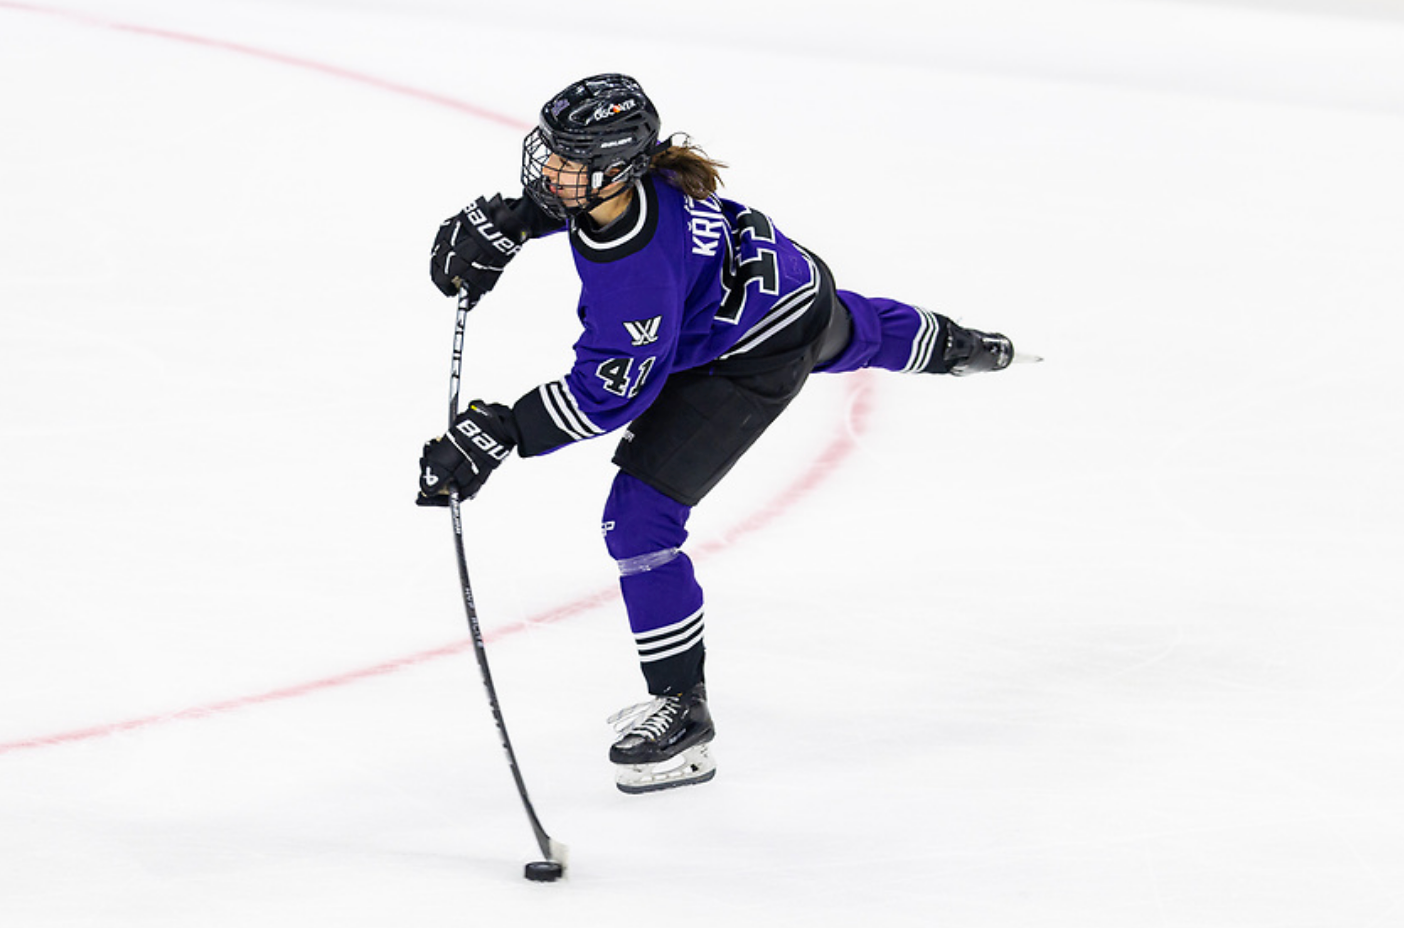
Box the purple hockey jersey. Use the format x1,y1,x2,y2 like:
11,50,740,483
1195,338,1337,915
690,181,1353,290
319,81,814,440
511,174,824,457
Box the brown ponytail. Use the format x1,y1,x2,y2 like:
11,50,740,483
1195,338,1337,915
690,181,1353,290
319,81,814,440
649,135,726,200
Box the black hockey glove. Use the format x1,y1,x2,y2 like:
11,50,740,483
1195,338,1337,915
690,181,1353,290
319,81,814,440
429,195,533,300
417,401,519,505
942,322,1014,376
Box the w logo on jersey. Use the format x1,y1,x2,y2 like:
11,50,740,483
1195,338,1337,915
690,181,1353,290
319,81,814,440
623,316,662,346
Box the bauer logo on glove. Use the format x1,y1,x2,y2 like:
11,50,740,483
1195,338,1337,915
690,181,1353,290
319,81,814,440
454,416,512,461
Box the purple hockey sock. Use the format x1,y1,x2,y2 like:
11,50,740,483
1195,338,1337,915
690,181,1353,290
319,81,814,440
816,290,952,375
601,472,706,695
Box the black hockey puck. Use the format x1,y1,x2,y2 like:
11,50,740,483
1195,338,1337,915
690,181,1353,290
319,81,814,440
524,860,565,882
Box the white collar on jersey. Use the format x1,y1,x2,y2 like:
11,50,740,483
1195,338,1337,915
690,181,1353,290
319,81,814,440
572,179,652,253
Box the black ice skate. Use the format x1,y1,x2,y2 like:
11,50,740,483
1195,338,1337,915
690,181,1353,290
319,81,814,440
943,322,1016,376
608,683,716,794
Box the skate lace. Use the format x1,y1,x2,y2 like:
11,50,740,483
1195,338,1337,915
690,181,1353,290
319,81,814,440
608,696,682,740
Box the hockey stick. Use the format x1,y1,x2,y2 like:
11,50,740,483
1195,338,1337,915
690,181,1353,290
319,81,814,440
446,287,568,882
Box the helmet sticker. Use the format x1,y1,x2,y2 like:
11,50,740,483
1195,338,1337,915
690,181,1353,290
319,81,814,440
592,99,637,123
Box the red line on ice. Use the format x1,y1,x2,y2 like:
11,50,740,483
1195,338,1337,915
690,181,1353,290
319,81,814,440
0,0,526,129
0,3,877,756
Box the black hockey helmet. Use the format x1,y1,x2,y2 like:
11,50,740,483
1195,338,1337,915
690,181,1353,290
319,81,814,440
521,73,662,220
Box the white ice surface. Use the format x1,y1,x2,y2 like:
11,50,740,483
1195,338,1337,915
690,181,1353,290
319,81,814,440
2,1,1403,925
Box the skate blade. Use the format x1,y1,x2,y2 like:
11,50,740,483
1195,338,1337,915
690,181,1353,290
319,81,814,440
615,744,716,795
1011,351,1043,366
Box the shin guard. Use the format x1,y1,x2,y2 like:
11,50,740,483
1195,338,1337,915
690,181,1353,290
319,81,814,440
602,473,706,695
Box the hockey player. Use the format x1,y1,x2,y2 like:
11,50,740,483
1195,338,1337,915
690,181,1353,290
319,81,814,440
418,74,1019,793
